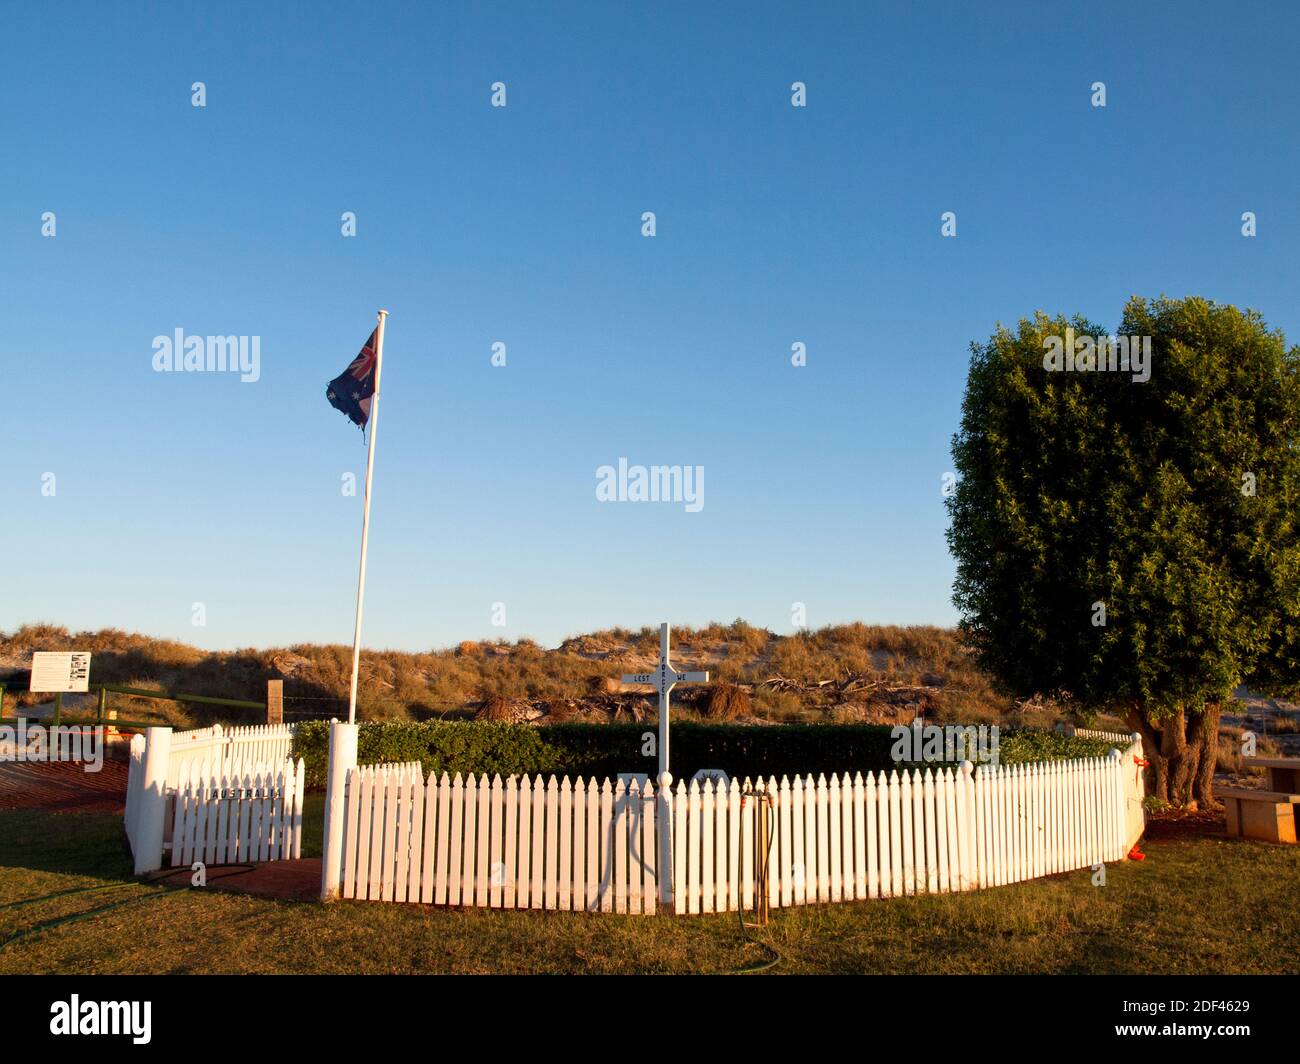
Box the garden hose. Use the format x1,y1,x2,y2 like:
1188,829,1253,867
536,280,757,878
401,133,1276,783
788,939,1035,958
730,785,781,975
0,889,173,951
0,880,141,912
141,862,259,885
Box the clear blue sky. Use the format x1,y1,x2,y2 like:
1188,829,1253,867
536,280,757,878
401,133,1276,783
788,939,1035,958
3,1,1298,652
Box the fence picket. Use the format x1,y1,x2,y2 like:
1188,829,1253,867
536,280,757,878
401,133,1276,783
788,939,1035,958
530,772,547,908
628,780,644,913
448,774,465,906
585,778,600,912
941,767,958,892
829,773,843,902
216,766,232,865
367,766,385,900
458,774,476,904
713,780,727,913
434,773,452,906
726,780,741,913
391,768,408,902
516,774,532,909
613,779,629,914
899,770,915,896
558,776,573,911
641,781,657,915
875,771,891,897
700,780,714,914
503,776,518,909
475,774,491,907
672,781,687,915
545,776,560,911
684,781,700,915
775,777,791,907
864,772,879,898
405,770,424,902
193,759,212,866
888,771,903,897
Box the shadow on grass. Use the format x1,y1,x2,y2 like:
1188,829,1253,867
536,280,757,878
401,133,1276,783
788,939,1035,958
0,811,135,881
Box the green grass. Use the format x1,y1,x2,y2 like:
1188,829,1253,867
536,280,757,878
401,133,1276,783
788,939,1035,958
1,810,1297,974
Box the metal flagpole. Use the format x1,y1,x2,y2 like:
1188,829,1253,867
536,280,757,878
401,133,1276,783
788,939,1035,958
658,622,672,780
347,309,387,725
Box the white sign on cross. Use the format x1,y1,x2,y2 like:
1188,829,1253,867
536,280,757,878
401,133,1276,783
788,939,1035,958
621,622,708,787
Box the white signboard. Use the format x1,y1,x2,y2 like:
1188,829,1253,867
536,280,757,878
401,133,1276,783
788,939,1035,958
29,652,92,693
692,768,731,786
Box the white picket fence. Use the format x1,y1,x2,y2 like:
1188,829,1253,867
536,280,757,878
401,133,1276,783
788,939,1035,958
1073,727,1133,743
169,756,306,867
672,756,1128,914
124,723,299,873
338,765,659,913
329,736,1146,915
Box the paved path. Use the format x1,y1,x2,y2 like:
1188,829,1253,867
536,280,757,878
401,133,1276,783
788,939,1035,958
0,759,129,813
193,858,322,902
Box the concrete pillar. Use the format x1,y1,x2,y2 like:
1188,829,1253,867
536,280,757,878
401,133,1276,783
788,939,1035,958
133,727,172,875
320,720,358,900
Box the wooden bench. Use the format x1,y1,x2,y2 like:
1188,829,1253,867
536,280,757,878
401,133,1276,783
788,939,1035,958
1242,756,1300,795
1219,787,1299,844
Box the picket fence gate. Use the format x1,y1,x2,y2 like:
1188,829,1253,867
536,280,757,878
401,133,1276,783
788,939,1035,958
329,736,1145,916
124,724,300,873
169,756,306,867
165,723,295,787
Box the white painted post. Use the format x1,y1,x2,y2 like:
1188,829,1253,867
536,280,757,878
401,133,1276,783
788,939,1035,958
133,727,172,875
658,779,675,912
656,624,672,781
320,720,359,900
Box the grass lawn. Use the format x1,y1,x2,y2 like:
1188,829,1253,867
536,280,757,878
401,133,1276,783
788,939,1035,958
1,809,1297,975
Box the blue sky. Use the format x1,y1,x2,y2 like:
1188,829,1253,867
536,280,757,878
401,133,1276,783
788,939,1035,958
3,1,1298,651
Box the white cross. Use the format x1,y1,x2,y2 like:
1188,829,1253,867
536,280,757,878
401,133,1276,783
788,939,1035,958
621,622,708,787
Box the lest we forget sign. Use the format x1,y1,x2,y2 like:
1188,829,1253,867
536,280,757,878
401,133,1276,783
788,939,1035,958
29,652,92,693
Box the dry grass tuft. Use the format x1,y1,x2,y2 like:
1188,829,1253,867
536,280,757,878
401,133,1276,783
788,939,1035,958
705,683,750,721
476,696,513,722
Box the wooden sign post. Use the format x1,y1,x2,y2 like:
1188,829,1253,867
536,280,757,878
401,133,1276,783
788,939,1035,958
621,622,708,789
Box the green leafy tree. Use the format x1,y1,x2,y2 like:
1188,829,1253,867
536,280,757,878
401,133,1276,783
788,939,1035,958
947,296,1300,807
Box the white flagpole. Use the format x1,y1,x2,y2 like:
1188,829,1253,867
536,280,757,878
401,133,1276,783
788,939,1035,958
347,309,388,725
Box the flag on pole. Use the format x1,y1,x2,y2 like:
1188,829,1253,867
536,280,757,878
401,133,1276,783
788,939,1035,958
328,310,388,731
326,328,379,429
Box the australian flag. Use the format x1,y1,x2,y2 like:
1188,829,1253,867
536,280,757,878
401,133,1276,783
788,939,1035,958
326,328,378,429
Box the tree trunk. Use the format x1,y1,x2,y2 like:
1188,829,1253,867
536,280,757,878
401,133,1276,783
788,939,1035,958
1193,702,1221,809
1126,702,1216,809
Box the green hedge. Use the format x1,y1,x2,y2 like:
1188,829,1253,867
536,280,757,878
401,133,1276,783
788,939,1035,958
293,720,1119,788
